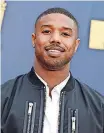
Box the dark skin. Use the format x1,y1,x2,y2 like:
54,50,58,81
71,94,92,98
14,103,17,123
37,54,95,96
32,13,80,96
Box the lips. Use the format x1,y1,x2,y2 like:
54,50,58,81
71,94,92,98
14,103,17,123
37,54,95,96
45,46,65,52
45,46,65,57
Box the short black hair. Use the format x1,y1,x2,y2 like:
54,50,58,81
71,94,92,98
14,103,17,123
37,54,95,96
35,7,78,28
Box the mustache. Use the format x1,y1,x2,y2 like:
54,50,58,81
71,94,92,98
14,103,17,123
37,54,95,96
45,44,65,52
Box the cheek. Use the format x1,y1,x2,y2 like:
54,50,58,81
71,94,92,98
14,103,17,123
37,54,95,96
35,35,50,52
62,38,75,50
36,33,50,44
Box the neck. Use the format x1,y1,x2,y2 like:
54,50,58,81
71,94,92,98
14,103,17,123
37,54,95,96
34,59,70,91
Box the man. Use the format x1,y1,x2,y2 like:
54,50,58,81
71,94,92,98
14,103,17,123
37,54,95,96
1,7,104,133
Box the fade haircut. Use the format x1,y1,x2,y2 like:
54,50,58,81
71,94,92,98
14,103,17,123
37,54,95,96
35,7,79,28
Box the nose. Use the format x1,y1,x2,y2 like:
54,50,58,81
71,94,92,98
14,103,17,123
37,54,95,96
49,31,61,44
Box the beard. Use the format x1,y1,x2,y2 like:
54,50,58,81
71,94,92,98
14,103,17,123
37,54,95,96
35,49,71,71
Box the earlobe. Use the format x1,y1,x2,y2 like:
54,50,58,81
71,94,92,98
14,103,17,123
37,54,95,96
75,38,80,52
32,33,36,48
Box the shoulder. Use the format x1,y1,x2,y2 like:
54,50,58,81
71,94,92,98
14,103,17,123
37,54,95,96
74,78,104,105
1,74,26,97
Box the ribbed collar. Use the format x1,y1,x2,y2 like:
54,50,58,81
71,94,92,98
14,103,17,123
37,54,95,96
35,71,70,95
27,67,75,92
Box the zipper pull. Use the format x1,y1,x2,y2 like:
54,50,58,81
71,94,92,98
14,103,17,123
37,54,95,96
71,110,76,133
28,102,33,115
72,116,76,133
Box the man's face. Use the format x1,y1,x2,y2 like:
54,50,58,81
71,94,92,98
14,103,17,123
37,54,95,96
32,13,80,71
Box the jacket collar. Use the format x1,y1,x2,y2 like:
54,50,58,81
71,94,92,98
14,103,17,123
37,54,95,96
27,67,75,92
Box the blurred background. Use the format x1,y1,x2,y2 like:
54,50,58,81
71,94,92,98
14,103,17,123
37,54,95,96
1,1,104,94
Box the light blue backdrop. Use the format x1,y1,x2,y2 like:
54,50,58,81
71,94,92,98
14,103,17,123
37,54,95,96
1,1,104,94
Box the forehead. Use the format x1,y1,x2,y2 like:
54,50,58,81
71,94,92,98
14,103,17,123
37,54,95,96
36,13,77,30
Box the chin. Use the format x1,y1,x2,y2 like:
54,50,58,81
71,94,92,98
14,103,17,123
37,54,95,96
42,59,69,71
36,53,70,70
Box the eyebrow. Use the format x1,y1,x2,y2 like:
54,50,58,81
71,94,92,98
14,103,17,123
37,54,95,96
62,26,72,31
41,25,52,28
41,25,73,31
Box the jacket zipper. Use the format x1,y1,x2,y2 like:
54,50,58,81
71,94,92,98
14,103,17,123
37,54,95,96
23,101,36,133
68,108,78,133
27,102,33,133
30,102,36,133
71,110,76,133
58,91,66,133
75,109,78,133
38,88,46,133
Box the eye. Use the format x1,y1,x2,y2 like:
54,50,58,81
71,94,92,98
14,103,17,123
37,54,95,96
42,30,51,34
61,32,70,37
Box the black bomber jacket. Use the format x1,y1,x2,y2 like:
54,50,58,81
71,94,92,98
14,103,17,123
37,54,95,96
1,67,104,133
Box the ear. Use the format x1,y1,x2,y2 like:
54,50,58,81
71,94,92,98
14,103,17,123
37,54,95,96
75,38,80,53
32,33,36,48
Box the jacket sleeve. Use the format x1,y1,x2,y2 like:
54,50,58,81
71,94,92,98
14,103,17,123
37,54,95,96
101,97,104,132
94,90,104,131
1,79,15,123
1,75,23,133
103,104,104,133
